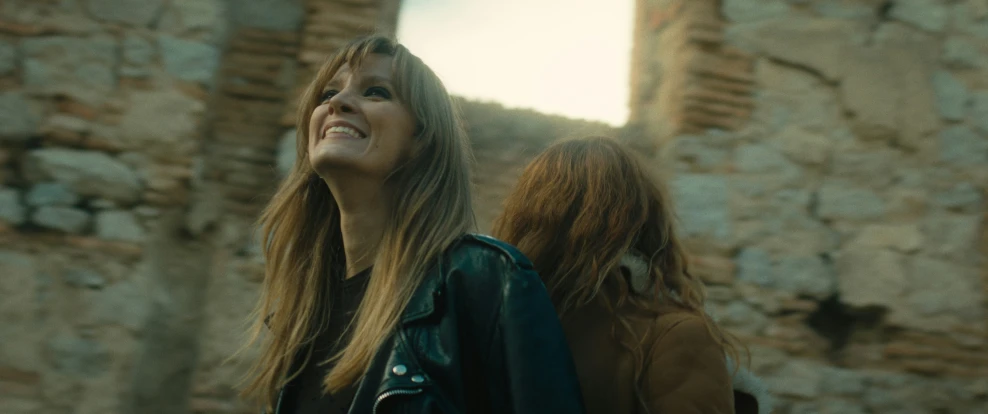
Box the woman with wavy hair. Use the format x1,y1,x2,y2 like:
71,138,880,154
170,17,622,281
238,35,585,414
492,136,771,414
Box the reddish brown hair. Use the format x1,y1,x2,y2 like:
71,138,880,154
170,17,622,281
492,136,744,393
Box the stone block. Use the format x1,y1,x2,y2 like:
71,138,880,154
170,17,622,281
735,143,798,174
158,35,220,85
890,0,948,33
31,206,90,234
22,148,143,204
0,93,41,142
21,36,118,105
819,366,867,396
90,279,149,330
767,359,822,398
778,127,831,165
727,17,864,81
0,40,15,75
159,0,229,41
943,36,987,69
836,248,906,309
920,213,981,261
817,180,886,221
736,247,772,286
932,70,969,121
722,0,791,23
0,188,26,226
26,182,81,207
772,255,836,299
48,333,108,377
971,92,988,135
95,210,146,243
85,0,166,27
939,125,988,165
118,89,205,155
932,182,983,212
122,34,154,66
902,256,982,322
230,0,304,31
848,224,923,253
952,1,988,39
63,269,106,289
277,129,297,178
671,174,731,240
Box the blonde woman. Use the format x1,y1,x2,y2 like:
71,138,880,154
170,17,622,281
239,35,585,414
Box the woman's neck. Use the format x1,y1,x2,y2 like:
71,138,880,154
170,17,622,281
324,176,390,278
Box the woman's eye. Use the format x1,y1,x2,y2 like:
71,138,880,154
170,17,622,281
319,90,337,103
365,86,391,99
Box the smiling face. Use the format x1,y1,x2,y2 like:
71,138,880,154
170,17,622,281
307,54,417,180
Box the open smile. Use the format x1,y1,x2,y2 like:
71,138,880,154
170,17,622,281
322,121,367,140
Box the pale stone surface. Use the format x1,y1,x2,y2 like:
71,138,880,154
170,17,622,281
817,180,886,220
890,0,948,33
722,0,791,22
95,210,146,243
672,174,731,239
932,70,969,120
117,89,205,155
26,182,81,207
230,0,304,31
21,36,118,105
277,129,297,179
772,255,836,299
0,251,44,372
0,40,15,75
63,268,106,289
943,36,987,69
32,206,90,233
939,125,988,165
727,17,866,81
778,126,832,165
848,224,923,253
970,91,988,134
122,34,154,66
903,256,982,321
48,332,109,377
0,188,27,225
932,182,983,211
23,149,143,204
85,0,166,26
768,360,822,398
89,279,150,330
158,35,220,85
159,0,229,40
0,93,41,142
836,248,906,309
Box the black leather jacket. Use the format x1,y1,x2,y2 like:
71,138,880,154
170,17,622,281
271,234,586,414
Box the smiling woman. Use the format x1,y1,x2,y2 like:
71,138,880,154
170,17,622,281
236,35,586,414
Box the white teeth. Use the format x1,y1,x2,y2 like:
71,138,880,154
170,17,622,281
324,126,363,139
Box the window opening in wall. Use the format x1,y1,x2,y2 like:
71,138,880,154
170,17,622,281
397,0,635,126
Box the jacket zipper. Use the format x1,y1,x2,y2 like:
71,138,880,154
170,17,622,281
372,388,423,414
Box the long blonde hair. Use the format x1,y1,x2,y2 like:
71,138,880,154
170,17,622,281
238,35,474,410
492,137,745,406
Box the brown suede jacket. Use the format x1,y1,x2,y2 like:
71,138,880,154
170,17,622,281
559,256,772,414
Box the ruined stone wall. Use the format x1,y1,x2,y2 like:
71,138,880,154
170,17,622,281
636,0,988,412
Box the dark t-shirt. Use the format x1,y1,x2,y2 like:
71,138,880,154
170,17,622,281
280,268,372,414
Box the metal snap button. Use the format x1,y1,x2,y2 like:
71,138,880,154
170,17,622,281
410,374,425,383
392,364,408,376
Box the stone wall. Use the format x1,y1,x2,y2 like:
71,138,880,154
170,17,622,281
639,0,988,412
2,0,986,413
